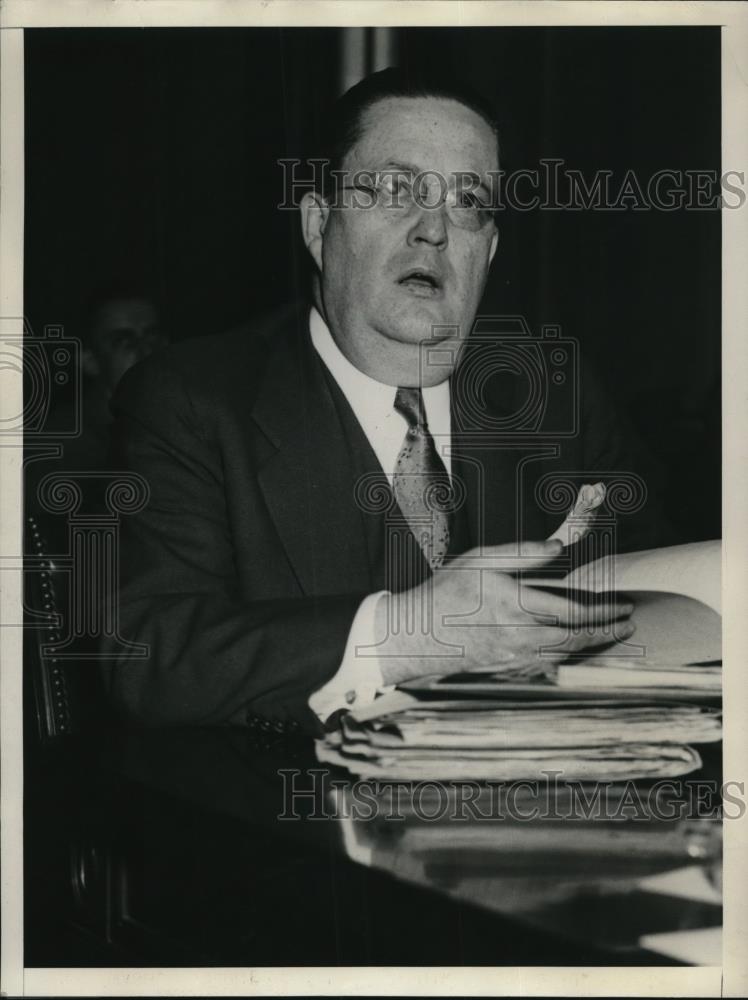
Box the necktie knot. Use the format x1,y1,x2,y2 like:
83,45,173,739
394,386,427,433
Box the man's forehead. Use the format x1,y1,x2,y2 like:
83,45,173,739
344,95,499,176
94,298,158,333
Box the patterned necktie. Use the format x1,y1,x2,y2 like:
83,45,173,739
392,386,451,571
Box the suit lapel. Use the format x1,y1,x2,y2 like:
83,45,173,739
319,363,433,592
251,313,371,597
250,315,561,593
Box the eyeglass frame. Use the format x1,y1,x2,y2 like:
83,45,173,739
329,169,499,232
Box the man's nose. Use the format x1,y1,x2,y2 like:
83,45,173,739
406,202,449,249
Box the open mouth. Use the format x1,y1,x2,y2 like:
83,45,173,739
397,267,443,297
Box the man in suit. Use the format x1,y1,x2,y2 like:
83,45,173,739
105,69,666,732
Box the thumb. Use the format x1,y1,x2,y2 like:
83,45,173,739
460,539,564,573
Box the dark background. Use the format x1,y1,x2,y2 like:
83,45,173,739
24,26,721,540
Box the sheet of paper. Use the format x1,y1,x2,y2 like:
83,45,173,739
556,591,722,668
637,865,722,906
342,704,721,749
639,925,722,966
317,738,703,782
403,676,721,704
562,539,721,613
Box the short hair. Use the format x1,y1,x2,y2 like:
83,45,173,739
321,66,500,192
80,280,159,345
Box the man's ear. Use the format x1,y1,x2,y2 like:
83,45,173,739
488,226,499,266
81,347,100,378
300,190,330,272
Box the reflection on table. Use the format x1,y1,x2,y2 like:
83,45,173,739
25,726,723,967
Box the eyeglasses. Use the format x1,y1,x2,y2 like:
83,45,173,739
336,171,497,233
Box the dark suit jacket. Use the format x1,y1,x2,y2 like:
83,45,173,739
104,305,672,732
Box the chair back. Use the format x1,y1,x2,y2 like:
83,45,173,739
25,510,111,743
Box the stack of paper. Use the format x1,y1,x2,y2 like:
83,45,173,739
316,691,721,781
317,541,722,782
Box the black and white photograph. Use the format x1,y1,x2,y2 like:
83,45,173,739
1,1,747,995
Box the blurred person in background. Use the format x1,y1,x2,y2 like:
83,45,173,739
30,282,168,481
25,281,169,534
68,282,168,472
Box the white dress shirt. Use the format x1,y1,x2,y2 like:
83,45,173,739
307,307,452,722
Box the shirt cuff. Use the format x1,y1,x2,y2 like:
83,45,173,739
308,591,388,724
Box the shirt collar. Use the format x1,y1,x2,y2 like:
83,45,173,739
309,306,450,414
309,305,396,412
309,306,452,477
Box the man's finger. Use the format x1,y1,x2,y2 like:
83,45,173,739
488,622,636,670
539,620,636,654
460,539,564,573
521,586,635,626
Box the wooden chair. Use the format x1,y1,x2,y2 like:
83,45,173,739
24,510,111,742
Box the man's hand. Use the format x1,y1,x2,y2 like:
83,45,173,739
374,539,635,686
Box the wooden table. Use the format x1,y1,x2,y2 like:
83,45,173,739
24,726,722,967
